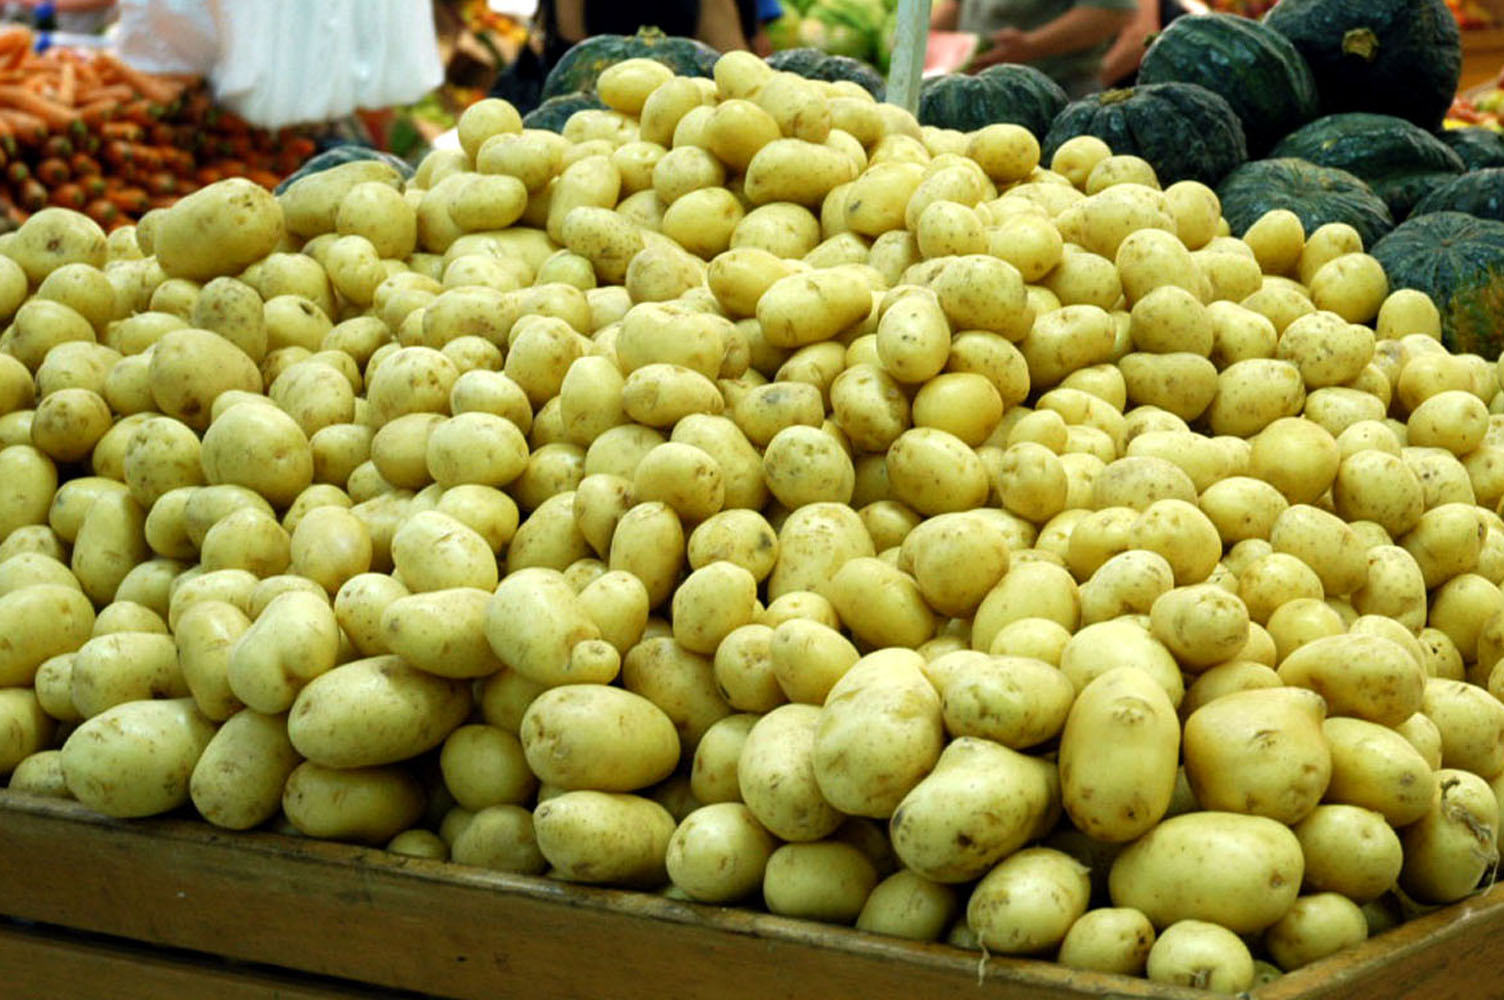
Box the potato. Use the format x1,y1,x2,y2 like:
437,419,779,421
811,649,944,818
171,599,251,722
7,748,67,796
226,590,340,714
1183,686,1330,825
0,583,95,687
885,428,989,516
1057,907,1156,976
155,179,282,281
439,724,535,811
377,587,501,679
0,688,54,774
1423,677,1504,778
762,840,878,924
1293,805,1404,903
1399,769,1500,904
1146,920,1255,993
9,207,107,284
666,802,778,904
486,568,604,687
69,631,185,719
824,556,935,649
534,789,676,887
737,703,844,841
1061,666,1180,842
1109,811,1304,933
889,736,1058,883
189,709,300,830
1149,584,1249,671
282,761,425,844
671,560,757,654
287,654,469,768
60,698,215,818
967,847,1091,954
520,684,679,791
1278,633,1425,727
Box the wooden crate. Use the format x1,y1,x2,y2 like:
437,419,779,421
1,791,1502,1000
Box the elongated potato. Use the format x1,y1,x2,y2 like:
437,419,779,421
1060,666,1180,842
812,649,944,819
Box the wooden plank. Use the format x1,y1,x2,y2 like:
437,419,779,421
0,921,419,1000
0,793,1205,1000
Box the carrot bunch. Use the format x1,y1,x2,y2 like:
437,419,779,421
0,27,317,227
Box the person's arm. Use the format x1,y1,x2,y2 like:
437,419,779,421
551,0,587,44
971,4,1135,70
1099,0,1160,86
931,0,960,30
698,0,753,51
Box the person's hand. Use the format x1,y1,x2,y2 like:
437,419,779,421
970,27,1036,70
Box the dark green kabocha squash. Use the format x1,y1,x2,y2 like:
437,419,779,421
1371,211,1504,355
1138,13,1319,156
1412,169,1504,223
767,47,886,99
1438,127,1504,171
541,28,719,101
1216,157,1394,248
1262,0,1462,132
1269,112,1465,220
522,92,608,133
917,64,1068,137
1041,82,1247,187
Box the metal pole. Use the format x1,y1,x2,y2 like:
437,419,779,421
885,0,931,114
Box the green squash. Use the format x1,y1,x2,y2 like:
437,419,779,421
1269,112,1465,220
1263,0,1461,132
1371,212,1504,355
1438,128,1504,171
541,28,719,102
767,47,887,99
1216,157,1394,248
1138,13,1319,156
1041,82,1247,187
917,64,1067,137
522,92,608,134
1412,169,1504,223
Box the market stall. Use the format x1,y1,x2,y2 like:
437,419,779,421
3,0,1504,997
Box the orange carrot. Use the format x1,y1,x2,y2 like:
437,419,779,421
56,61,76,107
0,86,77,129
96,53,182,105
0,109,46,144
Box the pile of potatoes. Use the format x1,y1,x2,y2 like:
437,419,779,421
5,50,1504,993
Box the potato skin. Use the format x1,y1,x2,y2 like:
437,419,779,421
156,179,285,281
1060,666,1179,843
1109,811,1304,933
519,684,680,792
812,648,945,819
60,698,216,818
286,655,472,769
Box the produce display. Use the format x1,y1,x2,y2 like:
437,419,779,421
4,1,1504,995
0,27,316,228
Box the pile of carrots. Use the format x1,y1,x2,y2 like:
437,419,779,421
0,27,317,228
